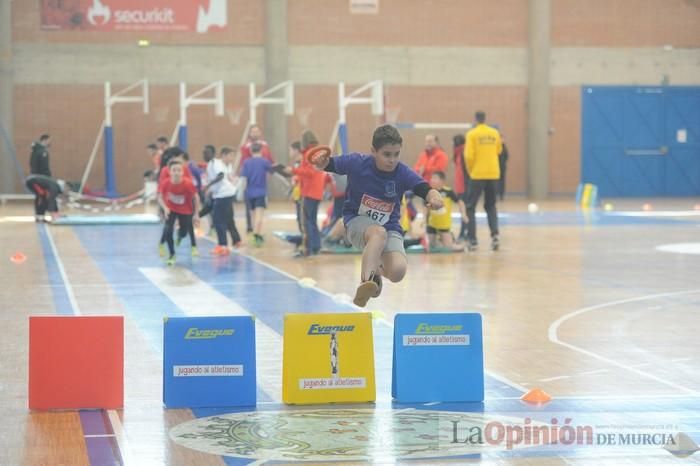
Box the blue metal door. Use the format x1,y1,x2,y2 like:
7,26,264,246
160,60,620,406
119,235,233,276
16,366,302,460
664,88,700,195
581,86,700,197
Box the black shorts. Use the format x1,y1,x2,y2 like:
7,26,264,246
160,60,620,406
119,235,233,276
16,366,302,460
248,196,267,209
427,226,451,234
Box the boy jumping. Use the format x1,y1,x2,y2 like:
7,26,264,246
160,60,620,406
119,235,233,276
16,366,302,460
309,125,443,307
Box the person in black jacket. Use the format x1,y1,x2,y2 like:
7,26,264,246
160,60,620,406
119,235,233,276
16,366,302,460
25,174,64,222
30,134,51,177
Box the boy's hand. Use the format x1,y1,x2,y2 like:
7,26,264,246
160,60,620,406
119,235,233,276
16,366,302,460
307,145,331,169
425,189,444,210
193,217,200,228
163,207,171,217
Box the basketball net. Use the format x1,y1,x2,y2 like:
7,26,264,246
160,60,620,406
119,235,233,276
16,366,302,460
385,106,401,125
297,107,313,128
226,107,245,126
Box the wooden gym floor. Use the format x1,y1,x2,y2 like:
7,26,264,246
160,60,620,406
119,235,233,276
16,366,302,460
1,198,699,465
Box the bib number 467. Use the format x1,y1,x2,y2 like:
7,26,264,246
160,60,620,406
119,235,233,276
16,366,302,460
366,210,386,223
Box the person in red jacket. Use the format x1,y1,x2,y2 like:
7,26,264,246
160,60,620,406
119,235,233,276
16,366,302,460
284,130,326,256
158,159,201,265
411,134,448,220
413,134,448,183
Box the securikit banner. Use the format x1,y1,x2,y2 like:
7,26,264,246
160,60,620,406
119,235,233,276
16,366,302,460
40,0,227,33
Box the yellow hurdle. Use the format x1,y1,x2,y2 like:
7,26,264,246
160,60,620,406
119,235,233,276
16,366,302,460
282,312,376,404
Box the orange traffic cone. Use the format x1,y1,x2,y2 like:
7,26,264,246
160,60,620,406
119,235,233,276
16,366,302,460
521,388,552,404
10,251,27,264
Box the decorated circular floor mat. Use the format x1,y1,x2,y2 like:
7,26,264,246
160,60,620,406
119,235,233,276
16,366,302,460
170,408,547,462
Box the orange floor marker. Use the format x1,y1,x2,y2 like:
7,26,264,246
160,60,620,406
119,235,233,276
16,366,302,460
521,388,552,404
10,252,26,264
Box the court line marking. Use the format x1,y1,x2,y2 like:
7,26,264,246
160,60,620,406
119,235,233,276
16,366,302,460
629,363,652,369
218,241,528,395
45,225,133,466
538,375,571,383
485,393,700,401
548,289,700,396
34,280,295,288
45,225,81,316
107,410,134,465
539,369,610,383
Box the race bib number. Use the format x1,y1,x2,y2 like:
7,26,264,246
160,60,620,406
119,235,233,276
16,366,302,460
168,193,185,205
358,194,394,225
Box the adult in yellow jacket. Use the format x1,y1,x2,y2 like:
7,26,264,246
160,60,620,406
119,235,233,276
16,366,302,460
464,111,503,251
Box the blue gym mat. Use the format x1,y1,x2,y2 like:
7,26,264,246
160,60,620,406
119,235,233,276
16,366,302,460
53,214,161,225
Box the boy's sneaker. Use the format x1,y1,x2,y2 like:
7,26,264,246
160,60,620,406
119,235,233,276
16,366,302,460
191,246,199,257
166,255,176,266
211,245,229,256
467,241,478,252
159,243,167,257
491,235,500,251
353,279,379,308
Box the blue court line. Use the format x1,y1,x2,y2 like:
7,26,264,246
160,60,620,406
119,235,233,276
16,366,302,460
36,225,76,316
36,224,123,466
494,211,698,226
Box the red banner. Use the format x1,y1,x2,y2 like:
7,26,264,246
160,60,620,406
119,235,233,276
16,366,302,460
40,0,228,33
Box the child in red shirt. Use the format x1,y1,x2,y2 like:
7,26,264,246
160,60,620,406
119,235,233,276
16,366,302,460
286,130,327,256
158,160,201,265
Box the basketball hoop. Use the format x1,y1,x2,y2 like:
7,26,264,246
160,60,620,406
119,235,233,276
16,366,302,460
227,107,245,126
385,106,401,125
153,106,170,123
297,107,313,128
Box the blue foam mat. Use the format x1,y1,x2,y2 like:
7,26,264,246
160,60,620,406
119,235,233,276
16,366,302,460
53,214,161,225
